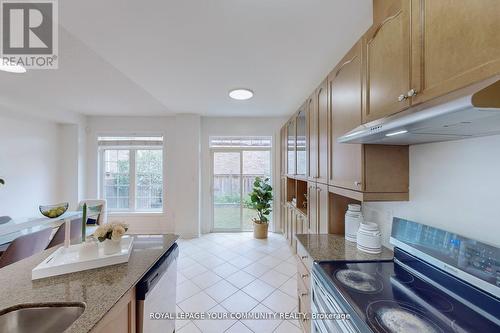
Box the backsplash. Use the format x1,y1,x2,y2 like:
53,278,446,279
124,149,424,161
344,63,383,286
362,204,395,249
362,133,500,249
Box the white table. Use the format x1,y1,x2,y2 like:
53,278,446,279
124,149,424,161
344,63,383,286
0,211,83,246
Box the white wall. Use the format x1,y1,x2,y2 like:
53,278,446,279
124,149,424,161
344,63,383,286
59,117,88,210
364,134,500,248
86,115,286,237
59,124,80,208
85,116,177,234
0,112,62,217
173,115,201,238
200,117,287,234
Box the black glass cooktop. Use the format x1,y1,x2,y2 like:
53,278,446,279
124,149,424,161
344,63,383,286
318,259,500,333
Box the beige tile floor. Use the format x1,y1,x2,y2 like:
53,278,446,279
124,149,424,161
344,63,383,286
176,233,302,333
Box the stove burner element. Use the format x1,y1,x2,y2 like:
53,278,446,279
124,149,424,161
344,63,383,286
413,288,454,312
335,269,383,293
367,300,445,333
393,265,414,283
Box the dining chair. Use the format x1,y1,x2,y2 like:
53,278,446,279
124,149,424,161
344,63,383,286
0,216,12,224
0,227,52,269
46,218,83,249
78,199,107,225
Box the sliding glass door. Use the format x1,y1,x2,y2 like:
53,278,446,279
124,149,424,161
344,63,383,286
212,148,271,231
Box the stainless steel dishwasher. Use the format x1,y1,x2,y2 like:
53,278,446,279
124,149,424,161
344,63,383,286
136,243,178,333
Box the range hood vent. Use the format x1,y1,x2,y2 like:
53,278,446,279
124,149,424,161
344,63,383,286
338,76,500,145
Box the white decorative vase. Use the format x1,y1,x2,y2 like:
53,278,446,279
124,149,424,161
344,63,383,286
102,238,122,255
78,240,99,259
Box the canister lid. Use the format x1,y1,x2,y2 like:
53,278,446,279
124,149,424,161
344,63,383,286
347,204,361,212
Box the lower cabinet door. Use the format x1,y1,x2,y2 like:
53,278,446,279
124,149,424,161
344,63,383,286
317,183,329,234
298,276,311,333
91,288,136,333
307,183,318,234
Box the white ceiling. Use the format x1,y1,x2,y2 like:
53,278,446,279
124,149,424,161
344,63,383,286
1,0,372,118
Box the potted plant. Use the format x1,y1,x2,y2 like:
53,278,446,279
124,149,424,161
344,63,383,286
248,177,273,239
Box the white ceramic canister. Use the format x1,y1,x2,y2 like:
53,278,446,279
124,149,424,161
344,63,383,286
345,204,363,243
356,222,382,254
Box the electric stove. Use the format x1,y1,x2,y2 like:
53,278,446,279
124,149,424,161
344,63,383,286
311,218,500,333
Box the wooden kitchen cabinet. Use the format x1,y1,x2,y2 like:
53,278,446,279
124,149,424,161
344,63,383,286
279,176,287,232
410,0,500,105
298,274,311,333
280,176,286,205
329,41,364,191
296,241,311,333
316,183,329,234
286,119,296,176
279,203,285,233
306,80,327,184
296,105,308,177
91,288,136,333
363,0,412,123
283,203,287,240
294,212,307,251
280,125,287,176
307,182,317,234
285,204,293,246
307,95,317,181
329,40,410,201
316,80,329,185
307,182,328,234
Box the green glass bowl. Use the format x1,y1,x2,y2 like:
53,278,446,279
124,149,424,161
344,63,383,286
39,202,69,218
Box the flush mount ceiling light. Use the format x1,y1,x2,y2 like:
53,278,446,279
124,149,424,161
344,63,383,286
0,59,26,73
229,88,254,100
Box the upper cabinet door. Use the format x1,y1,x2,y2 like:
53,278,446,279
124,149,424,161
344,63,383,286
287,118,296,175
280,126,287,175
411,0,500,105
329,41,364,191
363,0,412,123
317,80,329,184
296,105,307,176
307,96,318,180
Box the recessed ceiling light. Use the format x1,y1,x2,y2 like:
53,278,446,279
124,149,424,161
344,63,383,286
0,59,26,73
229,88,254,100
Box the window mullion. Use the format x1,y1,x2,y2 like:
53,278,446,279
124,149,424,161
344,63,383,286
130,149,137,211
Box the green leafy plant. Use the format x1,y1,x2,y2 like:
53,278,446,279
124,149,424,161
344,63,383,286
248,177,273,224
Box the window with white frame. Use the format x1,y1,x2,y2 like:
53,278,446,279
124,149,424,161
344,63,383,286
98,136,163,212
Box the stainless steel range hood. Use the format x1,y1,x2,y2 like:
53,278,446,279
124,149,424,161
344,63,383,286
338,76,500,145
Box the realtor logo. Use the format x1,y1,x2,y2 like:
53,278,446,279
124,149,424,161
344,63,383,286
0,0,58,69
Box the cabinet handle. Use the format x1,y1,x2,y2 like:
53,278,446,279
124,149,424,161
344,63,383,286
398,94,407,102
301,273,309,278
301,255,308,260
354,181,362,187
300,292,308,297
407,88,418,97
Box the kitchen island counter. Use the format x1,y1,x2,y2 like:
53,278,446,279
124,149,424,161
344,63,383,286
0,234,178,333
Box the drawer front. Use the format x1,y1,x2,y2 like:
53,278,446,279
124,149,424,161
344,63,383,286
298,276,311,333
297,241,313,271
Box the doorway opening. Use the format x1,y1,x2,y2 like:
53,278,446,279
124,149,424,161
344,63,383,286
210,137,272,232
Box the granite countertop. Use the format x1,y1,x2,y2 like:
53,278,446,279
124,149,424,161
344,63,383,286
0,234,178,333
295,234,393,262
